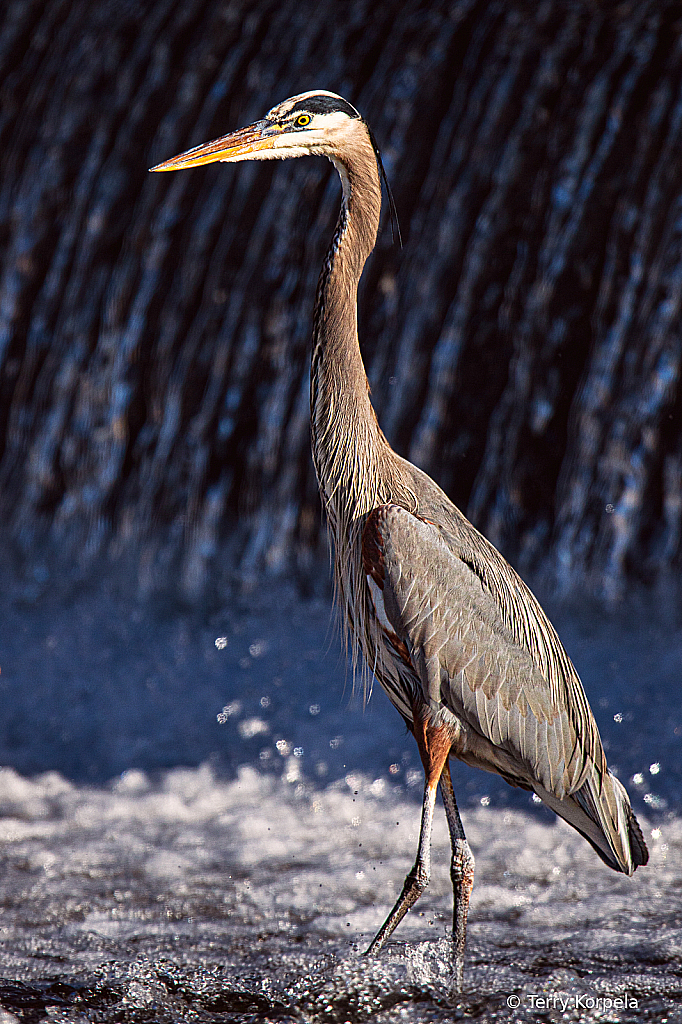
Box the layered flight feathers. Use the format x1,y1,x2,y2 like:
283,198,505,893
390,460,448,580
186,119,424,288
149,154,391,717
362,502,648,875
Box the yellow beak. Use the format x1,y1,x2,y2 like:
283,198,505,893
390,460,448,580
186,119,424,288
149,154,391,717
149,120,280,172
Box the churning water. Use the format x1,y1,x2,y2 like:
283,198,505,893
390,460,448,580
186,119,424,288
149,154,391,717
0,573,680,1022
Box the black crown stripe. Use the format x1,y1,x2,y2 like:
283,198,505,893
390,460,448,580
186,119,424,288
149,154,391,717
288,95,360,119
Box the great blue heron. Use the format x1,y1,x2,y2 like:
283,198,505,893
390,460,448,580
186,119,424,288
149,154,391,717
151,90,648,991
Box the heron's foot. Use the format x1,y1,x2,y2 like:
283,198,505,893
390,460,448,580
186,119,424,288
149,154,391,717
364,862,429,957
450,837,475,992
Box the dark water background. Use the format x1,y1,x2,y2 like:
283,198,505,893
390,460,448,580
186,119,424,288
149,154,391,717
3,0,682,602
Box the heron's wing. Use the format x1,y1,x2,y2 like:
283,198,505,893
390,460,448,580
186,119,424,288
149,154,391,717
363,504,601,799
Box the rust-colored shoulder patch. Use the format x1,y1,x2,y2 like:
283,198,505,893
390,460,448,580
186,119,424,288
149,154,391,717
362,506,388,589
363,503,433,588
363,507,415,671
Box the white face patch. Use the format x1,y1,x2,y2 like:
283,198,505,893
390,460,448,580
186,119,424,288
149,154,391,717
264,110,360,181
269,110,356,148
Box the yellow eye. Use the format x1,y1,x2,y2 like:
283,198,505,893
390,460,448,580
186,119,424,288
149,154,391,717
296,114,311,127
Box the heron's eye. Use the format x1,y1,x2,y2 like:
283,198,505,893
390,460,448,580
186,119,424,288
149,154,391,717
295,114,311,127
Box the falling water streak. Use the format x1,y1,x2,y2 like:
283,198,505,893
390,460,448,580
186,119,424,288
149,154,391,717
0,0,681,598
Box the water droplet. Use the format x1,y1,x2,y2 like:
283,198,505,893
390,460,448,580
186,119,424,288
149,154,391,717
237,717,269,740
216,700,241,724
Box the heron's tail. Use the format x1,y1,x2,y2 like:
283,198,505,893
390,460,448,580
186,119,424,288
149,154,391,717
536,770,649,875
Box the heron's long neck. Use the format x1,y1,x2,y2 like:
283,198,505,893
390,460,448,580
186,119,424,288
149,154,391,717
309,135,416,670
310,145,388,536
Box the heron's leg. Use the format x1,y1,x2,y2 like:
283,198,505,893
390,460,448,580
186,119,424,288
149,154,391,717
365,773,438,956
439,759,475,993
365,711,453,957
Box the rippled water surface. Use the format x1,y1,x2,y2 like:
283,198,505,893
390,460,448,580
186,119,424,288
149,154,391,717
0,574,680,1022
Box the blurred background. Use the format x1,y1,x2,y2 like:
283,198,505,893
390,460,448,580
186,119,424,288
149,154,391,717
0,0,680,805
3,0,682,599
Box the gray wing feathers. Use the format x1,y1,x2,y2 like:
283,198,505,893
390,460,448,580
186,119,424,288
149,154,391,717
373,502,644,874
435,510,604,788
376,505,586,799
538,770,638,874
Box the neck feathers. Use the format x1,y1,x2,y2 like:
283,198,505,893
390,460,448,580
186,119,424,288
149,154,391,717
310,120,385,525
309,120,415,668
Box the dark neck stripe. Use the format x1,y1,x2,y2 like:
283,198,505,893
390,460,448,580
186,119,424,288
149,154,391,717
289,95,360,119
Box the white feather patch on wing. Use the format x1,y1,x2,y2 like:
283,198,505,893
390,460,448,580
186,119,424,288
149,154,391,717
367,575,392,633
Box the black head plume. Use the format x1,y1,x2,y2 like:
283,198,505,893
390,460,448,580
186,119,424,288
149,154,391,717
367,124,402,249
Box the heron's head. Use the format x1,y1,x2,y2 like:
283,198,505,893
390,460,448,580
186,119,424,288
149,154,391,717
150,90,369,173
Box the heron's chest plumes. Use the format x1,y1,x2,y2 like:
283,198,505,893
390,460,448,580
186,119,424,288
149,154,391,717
310,360,417,690
311,381,384,595
309,346,386,647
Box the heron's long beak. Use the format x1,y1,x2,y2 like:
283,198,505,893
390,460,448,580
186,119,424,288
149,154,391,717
150,120,280,172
